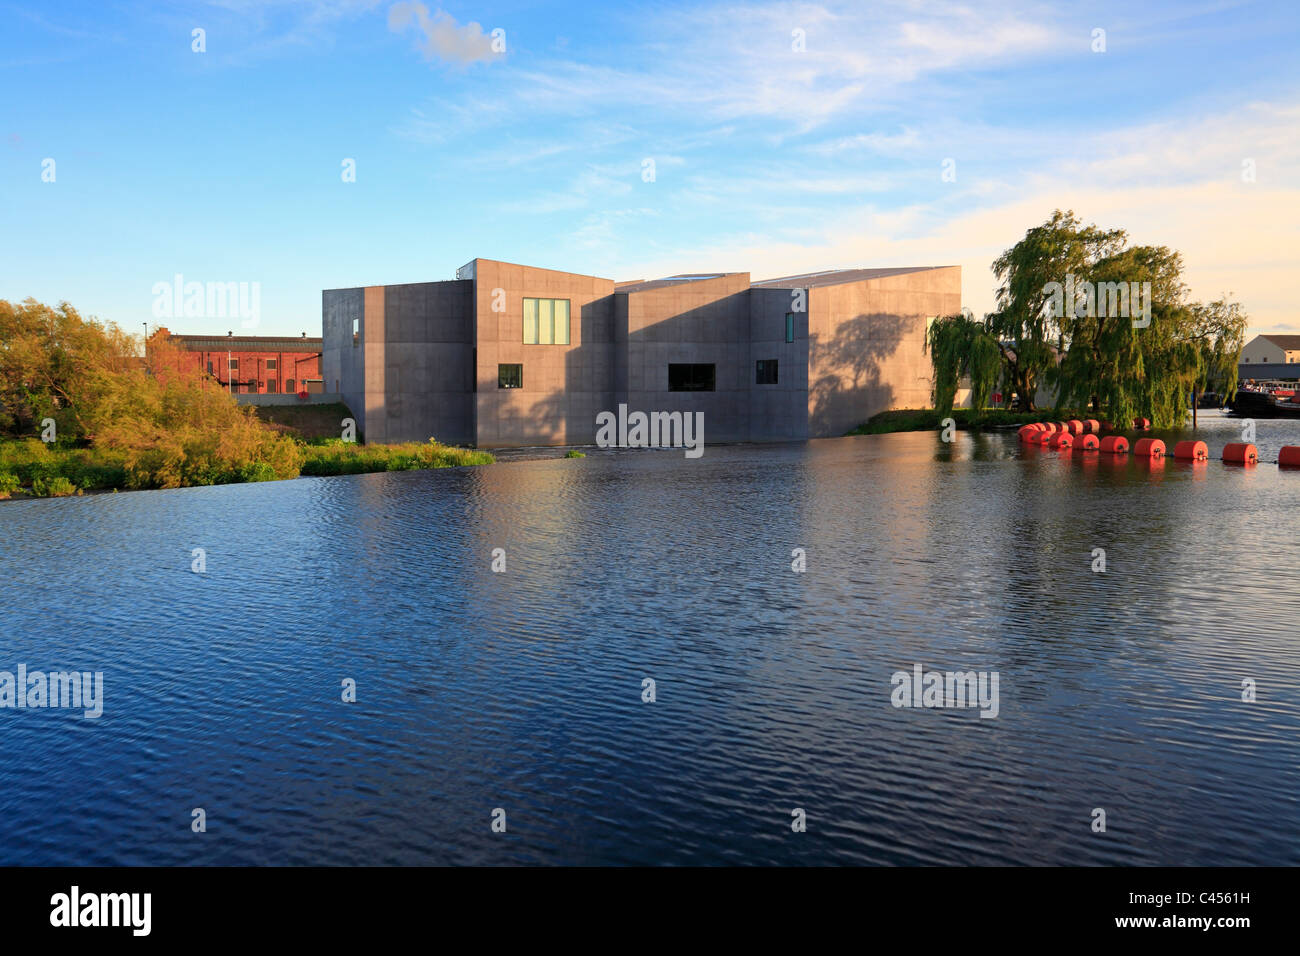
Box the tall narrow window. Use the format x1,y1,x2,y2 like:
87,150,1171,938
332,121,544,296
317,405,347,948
785,313,795,343
523,298,571,345
267,379,277,393
523,299,538,345
352,317,360,346
498,364,523,389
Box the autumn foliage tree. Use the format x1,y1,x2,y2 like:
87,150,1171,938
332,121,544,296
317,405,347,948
0,298,299,487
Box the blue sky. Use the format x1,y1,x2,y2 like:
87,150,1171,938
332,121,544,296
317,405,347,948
2,0,1297,338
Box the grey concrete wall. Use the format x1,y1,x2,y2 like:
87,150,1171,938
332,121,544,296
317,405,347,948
620,274,753,444
322,287,365,436
380,280,474,445
748,287,810,440
472,259,616,446
807,266,961,436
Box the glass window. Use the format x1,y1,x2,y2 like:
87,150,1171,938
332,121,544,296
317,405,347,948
286,379,294,392
668,363,716,392
228,359,239,371
554,300,570,345
523,299,538,345
539,298,553,345
498,364,523,389
267,379,277,393
785,313,795,343
523,298,570,345
352,317,359,346
267,359,277,370
756,359,778,385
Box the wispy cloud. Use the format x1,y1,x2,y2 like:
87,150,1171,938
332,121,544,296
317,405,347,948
387,2,498,65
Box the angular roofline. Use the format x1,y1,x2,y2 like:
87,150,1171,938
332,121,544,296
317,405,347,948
752,265,959,288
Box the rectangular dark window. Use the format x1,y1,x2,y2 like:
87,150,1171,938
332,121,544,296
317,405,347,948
668,363,715,392
286,379,294,392
352,317,360,346
785,313,796,343
228,359,239,371
756,359,778,385
498,364,523,389
267,359,277,370
267,379,277,393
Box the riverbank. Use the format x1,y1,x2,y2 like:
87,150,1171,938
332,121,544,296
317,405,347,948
0,438,494,501
849,408,1089,435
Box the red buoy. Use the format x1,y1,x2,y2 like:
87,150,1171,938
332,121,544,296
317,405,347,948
1222,443,1258,464
1173,440,1209,461
1075,433,1100,450
1049,432,1073,449
1279,446,1300,467
1133,417,1151,430
1066,419,1084,435
1099,436,1129,453
1134,438,1166,458
1035,429,1055,444
1055,422,1069,434
1018,425,1041,441
1083,419,1100,433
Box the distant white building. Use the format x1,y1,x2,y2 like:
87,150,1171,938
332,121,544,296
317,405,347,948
1242,334,1300,365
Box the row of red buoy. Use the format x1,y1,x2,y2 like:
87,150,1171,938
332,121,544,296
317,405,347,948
1016,421,1294,466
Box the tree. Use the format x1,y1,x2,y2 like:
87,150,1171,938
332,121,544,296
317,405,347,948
927,312,1002,418
0,298,300,486
988,210,1126,411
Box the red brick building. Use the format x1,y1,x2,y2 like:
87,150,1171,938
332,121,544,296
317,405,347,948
157,332,324,394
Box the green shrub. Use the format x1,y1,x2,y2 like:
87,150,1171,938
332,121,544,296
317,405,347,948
0,472,20,498
565,449,586,458
31,476,80,497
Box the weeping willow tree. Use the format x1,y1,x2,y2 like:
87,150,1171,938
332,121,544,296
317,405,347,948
1051,243,1247,427
926,313,1003,419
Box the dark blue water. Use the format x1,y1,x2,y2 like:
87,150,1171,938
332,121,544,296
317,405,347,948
2,411,1298,865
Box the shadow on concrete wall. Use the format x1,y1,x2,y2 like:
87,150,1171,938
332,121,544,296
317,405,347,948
808,311,910,436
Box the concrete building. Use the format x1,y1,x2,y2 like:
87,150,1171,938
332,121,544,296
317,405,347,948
322,259,960,446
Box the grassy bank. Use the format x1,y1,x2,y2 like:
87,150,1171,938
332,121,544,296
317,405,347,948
0,437,494,500
299,439,494,475
849,408,1089,435
252,402,356,440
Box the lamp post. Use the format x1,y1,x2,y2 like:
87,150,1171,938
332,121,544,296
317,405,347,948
227,330,233,395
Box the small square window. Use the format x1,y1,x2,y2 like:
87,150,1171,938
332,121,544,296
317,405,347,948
756,359,778,385
228,359,239,371
498,364,523,389
267,359,277,370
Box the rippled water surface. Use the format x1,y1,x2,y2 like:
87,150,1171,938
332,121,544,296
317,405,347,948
2,411,1299,865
